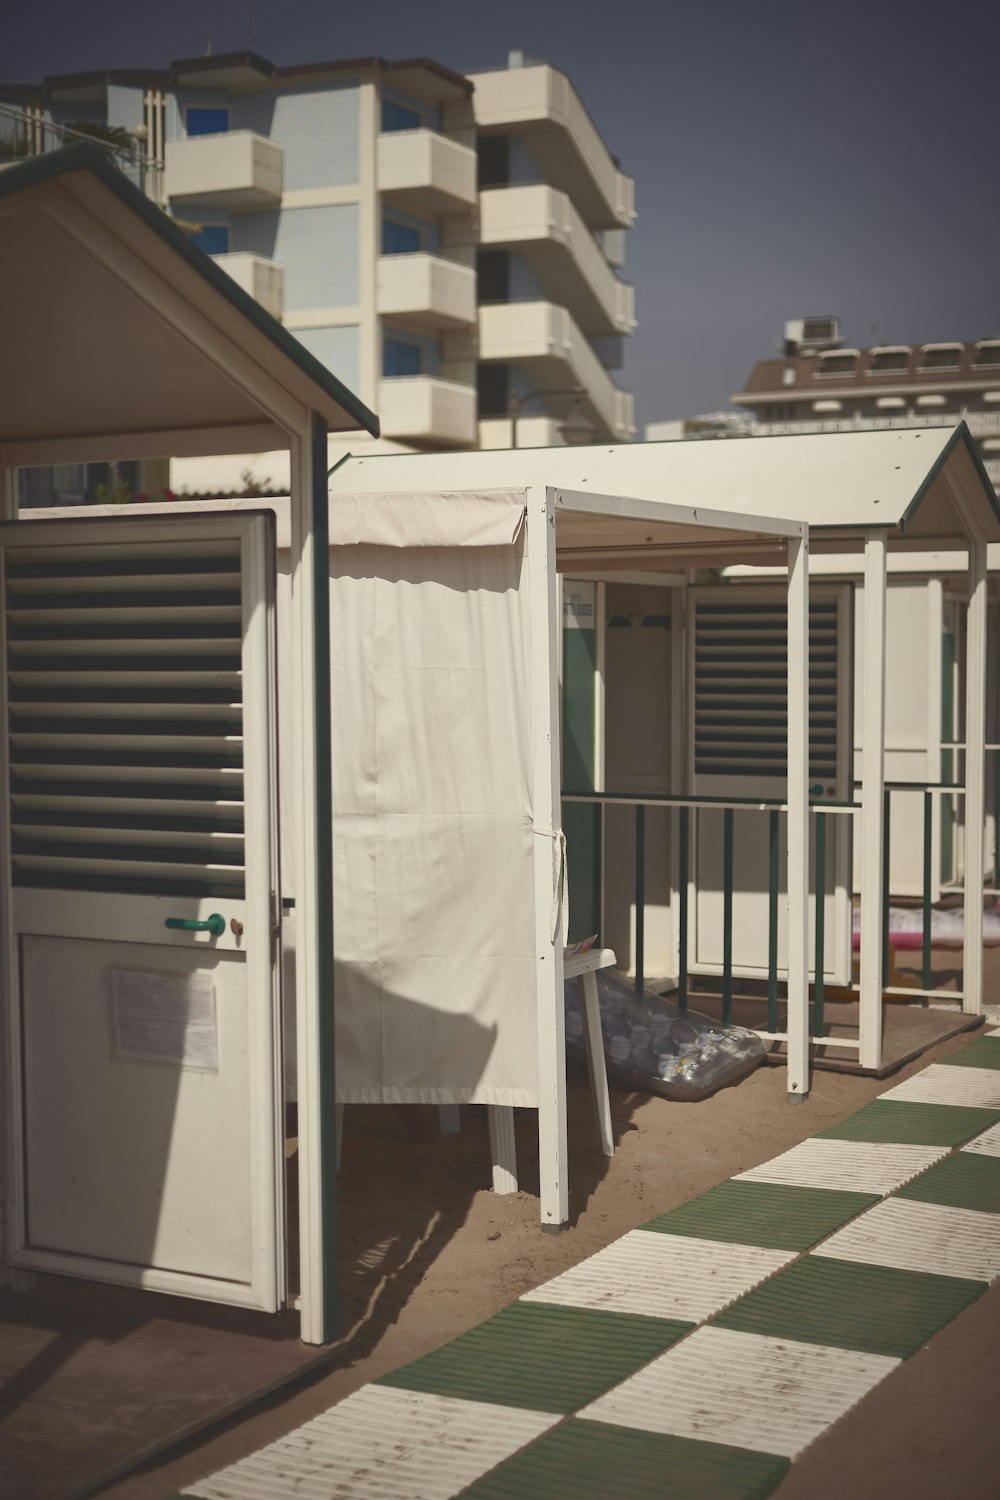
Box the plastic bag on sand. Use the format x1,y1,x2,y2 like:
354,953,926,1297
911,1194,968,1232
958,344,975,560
565,967,766,1101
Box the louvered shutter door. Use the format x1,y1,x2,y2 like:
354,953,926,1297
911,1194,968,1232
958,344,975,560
6,538,245,900
687,583,854,984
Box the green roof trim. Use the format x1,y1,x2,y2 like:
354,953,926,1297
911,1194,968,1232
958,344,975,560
0,142,379,439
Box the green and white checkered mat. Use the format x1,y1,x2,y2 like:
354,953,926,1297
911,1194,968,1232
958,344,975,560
183,1028,1000,1500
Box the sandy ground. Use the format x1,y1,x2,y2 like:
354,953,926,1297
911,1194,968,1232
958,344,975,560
94,1002,1000,1500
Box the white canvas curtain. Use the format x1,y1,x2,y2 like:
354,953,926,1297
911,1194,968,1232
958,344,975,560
321,489,539,1104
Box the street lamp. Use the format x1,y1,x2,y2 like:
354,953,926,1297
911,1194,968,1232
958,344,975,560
508,385,597,449
132,121,148,196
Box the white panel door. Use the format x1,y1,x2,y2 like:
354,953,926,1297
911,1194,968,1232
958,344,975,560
0,514,284,1311
687,583,854,986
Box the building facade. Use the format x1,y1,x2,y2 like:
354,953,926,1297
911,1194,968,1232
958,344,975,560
1,49,636,499
731,316,1000,493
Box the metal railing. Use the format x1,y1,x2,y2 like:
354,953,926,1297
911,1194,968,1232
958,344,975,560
562,789,863,1051
563,766,994,1053
0,102,162,194
753,410,1000,439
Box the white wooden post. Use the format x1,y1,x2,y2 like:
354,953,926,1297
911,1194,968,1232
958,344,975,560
859,531,888,1071
669,584,686,981
487,1108,519,1195
527,488,568,1230
786,534,810,1099
1,464,32,1289
289,422,336,1344
963,539,988,1015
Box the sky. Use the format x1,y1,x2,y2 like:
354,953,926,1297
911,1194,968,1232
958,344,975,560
5,0,999,431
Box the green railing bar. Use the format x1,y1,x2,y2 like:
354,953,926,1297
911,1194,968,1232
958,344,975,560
767,809,779,1033
592,801,603,946
634,803,646,992
814,810,826,1035
678,805,689,1015
994,750,1000,890
922,789,934,992
882,789,892,988
722,806,734,1025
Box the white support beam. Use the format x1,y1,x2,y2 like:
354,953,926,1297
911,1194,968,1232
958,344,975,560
4,423,288,468
859,531,888,1071
487,1106,518,1194
669,583,686,982
963,539,989,1015
527,487,568,1230
785,535,810,1099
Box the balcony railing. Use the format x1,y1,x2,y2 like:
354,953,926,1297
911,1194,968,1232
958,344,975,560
468,64,636,230
210,252,283,319
376,376,476,448
473,185,635,338
376,253,476,331
478,300,635,442
751,410,1000,438
377,130,477,216
0,102,149,192
164,131,282,208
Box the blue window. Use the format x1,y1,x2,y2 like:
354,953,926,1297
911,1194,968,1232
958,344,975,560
383,338,422,378
186,106,230,137
381,99,421,133
382,217,421,255
190,224,230,255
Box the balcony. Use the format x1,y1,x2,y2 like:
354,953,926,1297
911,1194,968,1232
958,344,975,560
478,416,567,449
475,185,635,338
210,253,283,320
376,254,476,331
376,376,477,448
467,64,635,230
164,132,283,208
377,130,477,216
478,300,635,443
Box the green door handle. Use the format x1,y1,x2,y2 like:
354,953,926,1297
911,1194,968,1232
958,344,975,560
164,913,226,937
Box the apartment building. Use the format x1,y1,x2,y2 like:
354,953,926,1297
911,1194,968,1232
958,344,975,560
731,316,1000,493
1,48,636,499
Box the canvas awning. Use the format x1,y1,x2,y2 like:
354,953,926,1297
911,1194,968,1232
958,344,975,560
332,425,1000,553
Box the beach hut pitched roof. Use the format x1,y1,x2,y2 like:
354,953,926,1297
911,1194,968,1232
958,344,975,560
0,143,378,464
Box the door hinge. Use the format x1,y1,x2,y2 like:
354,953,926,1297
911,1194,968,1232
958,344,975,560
269,891,281,962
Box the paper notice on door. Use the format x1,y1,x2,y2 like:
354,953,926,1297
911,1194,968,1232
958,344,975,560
112,969,219,1071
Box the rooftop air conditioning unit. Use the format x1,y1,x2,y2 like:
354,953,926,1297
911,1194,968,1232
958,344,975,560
784,316,843,356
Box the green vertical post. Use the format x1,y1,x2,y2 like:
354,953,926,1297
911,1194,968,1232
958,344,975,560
315,417,337,1340
814,811,826,1034
994,751,1000,890
678,805,689,1014
922,789,933,991
722,806,734,1025
592,800,602,943
767,809,779,1033
941,626,955,884
882,788,891,988
635,803,645,992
